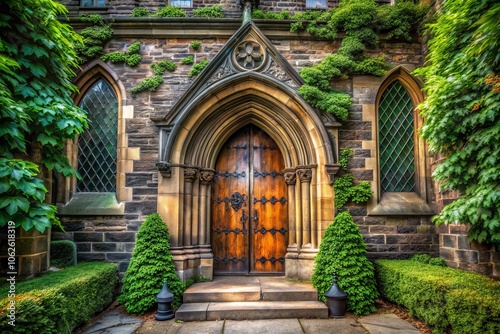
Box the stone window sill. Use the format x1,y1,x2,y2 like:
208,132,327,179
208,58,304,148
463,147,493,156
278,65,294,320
57,192,124,216
369,192,435,216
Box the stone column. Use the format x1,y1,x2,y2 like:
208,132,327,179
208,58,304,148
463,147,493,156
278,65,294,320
283,169,297,250
297,168,312,248
198,169,215,279
183,167,198,247
199,169,215,246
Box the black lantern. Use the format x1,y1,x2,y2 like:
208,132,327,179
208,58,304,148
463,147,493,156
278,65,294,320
155,281,174,321
324,272,347,318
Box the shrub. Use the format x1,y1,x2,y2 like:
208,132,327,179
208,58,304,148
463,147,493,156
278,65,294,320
154,6,187,18
189,60,209,77
193,5,224,18
131,7,150,17
312,211,378,315
50,240,77,268
181,55,194,65
376,259,500,333
409,253,447,267
118,213,185,314
0,262,118,333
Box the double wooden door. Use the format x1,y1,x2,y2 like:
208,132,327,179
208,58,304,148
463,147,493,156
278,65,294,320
211,125,288,275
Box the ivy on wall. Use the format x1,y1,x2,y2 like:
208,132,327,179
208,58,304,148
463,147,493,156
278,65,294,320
131,60,177,94
75,14,113,63
100,41,142,67
334,149,372,209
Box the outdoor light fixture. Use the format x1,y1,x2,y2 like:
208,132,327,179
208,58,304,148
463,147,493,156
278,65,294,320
324,272,347,318
155,281,174,321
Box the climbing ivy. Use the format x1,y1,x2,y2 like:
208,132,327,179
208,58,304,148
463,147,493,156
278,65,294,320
101,41,142,67
181,55,194,65
189,60,209,77
334,149,372,209
190,40,201,50
75,14,113,63
0,0,87,232
131,60,177,94
193,5,225,18
414,0,500,247
253,1,427,122
131,7,150,17
153,6,187,18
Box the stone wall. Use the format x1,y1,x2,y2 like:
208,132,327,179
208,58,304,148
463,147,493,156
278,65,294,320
47,18,444,275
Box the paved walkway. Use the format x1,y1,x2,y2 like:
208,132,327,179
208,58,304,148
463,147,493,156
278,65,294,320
80,311,421,334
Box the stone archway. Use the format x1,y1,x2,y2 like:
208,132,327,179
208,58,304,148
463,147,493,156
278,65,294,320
155,74,339,281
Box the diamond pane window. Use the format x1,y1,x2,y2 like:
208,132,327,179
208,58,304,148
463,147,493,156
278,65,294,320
77,79,118,192
379,80,416,193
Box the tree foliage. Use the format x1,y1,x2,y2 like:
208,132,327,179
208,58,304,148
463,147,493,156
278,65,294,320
312,211,378,315
118,213,185,314
414,0,500,247
0,0,87,232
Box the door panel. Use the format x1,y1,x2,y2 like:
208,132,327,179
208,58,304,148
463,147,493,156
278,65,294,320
212,127,250,274
211,125,287,275
251,127,287,273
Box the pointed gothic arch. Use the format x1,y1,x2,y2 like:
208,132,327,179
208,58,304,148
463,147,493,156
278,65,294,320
156,73,340,280
57,60,136,214
368,66,434,215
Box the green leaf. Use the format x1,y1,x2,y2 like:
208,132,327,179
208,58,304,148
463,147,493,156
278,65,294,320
0,196,30,215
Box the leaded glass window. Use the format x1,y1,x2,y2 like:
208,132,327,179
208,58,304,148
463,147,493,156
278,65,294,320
306,0,328,8
170,0,192,7
77,79,118,192
379,80,416,193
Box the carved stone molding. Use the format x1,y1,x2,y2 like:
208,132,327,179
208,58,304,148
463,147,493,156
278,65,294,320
200,168,215,184
184,167,199,182
233,40,265,71
156,161,171,178
283,170,297,185
325,164,341,185
207,59,236,86
297,168,312,183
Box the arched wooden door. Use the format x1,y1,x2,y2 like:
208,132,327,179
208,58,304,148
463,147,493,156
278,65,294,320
211,125,288,275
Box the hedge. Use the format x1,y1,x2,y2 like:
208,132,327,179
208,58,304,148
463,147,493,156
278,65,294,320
376,259,500,334
50,240,77,268
0,262,118,334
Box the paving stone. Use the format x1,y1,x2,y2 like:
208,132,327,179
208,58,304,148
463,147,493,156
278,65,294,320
82,311,143,334
357,313,420,334
224,319,303,334
166,320,224,334
300,318,366,334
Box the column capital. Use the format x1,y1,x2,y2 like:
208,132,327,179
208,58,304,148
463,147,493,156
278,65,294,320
184,167,198,182
199,168,215,184
297,168,312,183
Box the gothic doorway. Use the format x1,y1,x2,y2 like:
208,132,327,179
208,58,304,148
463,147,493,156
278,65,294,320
211,125,288,275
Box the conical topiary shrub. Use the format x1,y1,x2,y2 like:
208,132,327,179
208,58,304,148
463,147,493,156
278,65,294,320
118,213,185,314
312,211,378,315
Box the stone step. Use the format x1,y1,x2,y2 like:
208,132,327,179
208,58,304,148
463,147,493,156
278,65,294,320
175,301,329,321
183,276,318,303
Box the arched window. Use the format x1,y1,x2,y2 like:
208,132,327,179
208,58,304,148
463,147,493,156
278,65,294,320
378,80,416,193
77,79,118,193
369,67,434,215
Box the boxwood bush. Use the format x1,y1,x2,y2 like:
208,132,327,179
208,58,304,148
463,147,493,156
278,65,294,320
50,240,77,268
376,259,500,334
0,262,118,333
